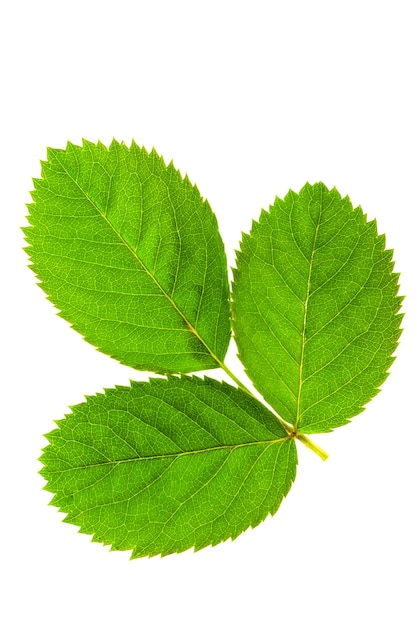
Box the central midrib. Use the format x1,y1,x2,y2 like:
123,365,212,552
56,155,220,364
294,195,323,429
49,436,290,472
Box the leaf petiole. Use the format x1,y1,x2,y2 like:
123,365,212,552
295,433,329,461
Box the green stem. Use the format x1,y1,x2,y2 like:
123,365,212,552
296,434,329,461
219,362,261,401
219,362,293,435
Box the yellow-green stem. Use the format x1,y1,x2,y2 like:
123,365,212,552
296,433,329,461
220,362,293,434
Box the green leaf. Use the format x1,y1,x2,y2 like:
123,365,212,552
232,183,402,433
24,140,230,374
40,376,296,558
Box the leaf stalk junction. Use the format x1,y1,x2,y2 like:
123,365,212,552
184,317,328,460
185,319,328,461
218,361,328,461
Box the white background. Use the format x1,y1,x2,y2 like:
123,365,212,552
1,1,416,624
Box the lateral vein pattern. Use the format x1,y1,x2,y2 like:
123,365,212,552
25,140,231,373
232,182,402,433
40,376,297,558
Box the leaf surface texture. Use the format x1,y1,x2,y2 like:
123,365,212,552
232,183,402,433
40,376,296,558
25,140,230,373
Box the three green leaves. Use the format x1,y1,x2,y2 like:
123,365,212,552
25,140,402,558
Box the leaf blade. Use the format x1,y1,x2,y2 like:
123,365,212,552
40,376,297,558
232,183,402,433
25,140,230,373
